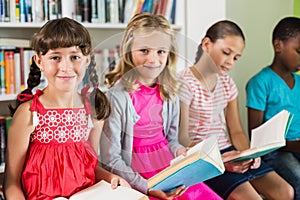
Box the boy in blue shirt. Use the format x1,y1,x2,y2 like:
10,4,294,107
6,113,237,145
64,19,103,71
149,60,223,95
246,16,300,199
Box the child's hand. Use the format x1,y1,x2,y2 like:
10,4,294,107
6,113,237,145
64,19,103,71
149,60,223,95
222,150,253,173
148,185,187,200
110,176,131,189
250,157,261,169
176,147,189,157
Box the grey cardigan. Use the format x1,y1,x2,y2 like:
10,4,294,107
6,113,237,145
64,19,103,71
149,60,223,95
100,81,183,194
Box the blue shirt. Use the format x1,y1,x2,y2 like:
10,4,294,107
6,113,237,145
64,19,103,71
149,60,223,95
246,66,300,140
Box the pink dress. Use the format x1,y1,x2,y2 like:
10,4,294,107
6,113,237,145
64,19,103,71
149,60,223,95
130,83,222,200
20,88,98,200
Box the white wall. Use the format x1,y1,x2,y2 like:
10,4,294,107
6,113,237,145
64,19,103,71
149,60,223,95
181,0,226,70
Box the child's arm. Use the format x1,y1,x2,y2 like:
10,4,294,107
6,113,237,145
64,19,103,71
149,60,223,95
88,119,104,153
148,185,187,199
179,101,192,147
224,98,259,173
94,166,131,188
226,98,250,151
247,107,264,139
4,102,34,200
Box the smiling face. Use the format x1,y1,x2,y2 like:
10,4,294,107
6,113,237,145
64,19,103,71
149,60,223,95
34,46,90,93
202,35,245,75
131,31,171,86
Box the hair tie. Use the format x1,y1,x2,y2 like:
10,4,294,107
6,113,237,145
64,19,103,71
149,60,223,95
94,85,99,89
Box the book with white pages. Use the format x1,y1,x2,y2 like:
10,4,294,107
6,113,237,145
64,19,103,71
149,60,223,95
225,109,293,163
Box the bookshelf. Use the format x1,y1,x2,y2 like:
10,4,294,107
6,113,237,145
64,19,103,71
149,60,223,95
0,1,186,176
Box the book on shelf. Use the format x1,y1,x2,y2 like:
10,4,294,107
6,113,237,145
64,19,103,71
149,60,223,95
0,50,5,94
225,109,293,163
148,135,225,192
4,50,16,94
53,180,149,200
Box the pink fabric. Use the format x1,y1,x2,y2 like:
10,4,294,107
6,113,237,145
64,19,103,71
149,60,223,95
130,83,222,200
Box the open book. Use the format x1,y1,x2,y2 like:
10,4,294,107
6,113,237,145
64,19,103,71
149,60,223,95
148,135,225,192
226,109,293,162
54,180,149,200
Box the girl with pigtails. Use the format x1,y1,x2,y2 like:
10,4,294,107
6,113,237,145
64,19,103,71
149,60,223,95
3,17,129,200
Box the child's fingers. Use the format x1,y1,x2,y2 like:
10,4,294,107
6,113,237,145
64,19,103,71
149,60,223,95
110,177,119,189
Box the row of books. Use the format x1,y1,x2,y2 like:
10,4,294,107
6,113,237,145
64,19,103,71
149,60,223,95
0,0,177,24
0,47,35,95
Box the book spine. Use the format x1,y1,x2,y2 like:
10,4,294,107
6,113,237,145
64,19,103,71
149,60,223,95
9,0,15,22
49,0,58,20
123,0,134,23
4,50,16,94
151,0,158,14
118,0,124,23
18,47,25,90
91,0,98,23
81,0,92,22
14,50,21,94
56,0,62,18
109,0,118,23
26,0,32,22
135,0,144,14
0,0,5,22
0,50,5,94
164,0,173,22
15,0,20,22
170,0,176,24
97,0,105,23
104,0,110,22
19,0,26,22
0,117,6,165
43,0,48,21
61,0,75,19
4,0,10,22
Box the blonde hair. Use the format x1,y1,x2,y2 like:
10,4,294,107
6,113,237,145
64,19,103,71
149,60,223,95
105,12,179,100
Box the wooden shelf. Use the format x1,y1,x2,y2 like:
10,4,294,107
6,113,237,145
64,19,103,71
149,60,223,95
0,94,17,101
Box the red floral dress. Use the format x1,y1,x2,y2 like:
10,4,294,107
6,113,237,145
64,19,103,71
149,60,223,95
20,88,98,200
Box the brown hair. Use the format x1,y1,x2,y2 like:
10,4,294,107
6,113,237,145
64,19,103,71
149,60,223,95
9,17,110,120
195,20,245,64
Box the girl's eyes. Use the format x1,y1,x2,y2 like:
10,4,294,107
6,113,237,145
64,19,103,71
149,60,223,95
50,55,81,61
139,49,167,54
223,50,230,56
140,49,148,53
72,55,81,60
51,56,60,61
222,50,240,61
158,50,166,54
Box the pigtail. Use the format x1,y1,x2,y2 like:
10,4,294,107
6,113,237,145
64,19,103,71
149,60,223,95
88,54,111,120
8,56,41,116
